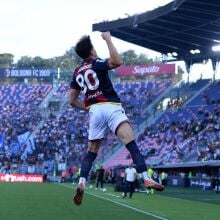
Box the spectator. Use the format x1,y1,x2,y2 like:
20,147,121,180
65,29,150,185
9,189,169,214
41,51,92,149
95,166,105,190
123,163,137,199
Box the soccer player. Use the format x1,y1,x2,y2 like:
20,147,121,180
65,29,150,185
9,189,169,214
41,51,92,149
69,31,165,206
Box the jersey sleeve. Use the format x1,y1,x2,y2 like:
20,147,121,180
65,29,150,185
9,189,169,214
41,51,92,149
92,58,110,71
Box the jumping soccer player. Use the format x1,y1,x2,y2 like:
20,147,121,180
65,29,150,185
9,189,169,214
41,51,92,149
69,31,165,206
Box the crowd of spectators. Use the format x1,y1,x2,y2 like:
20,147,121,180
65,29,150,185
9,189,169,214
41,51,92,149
136,106,220,165
0,83,51,174
0,79,219,176
0,80,171,173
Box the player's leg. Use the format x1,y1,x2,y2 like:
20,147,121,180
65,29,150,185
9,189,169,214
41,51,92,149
116,122,165,191
107,104,149,185
129,181,134,198
79,141,101,185
100,178,104,189
73,140,101,206
107,103,164,191
73,104,109,205
116,122,146,172
123,180,128,198
96,177,99,189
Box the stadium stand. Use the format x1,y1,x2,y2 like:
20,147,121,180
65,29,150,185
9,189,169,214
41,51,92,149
0,83,52,174
102,79,220,167
0,79,171,176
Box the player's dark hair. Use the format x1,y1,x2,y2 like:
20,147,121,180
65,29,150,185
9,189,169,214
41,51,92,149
75,35,93,59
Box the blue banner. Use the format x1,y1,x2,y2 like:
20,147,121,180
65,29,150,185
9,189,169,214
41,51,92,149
0,68,54,78
17,131,30,145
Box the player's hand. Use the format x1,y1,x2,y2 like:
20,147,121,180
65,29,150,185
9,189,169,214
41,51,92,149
101,32,111,42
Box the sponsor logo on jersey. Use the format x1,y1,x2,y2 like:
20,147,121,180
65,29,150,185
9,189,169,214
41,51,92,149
88,91,103,99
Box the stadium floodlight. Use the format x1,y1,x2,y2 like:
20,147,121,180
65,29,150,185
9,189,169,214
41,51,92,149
172,52,178,56
190,49,200,54
212,45,220,52
213,39,220,43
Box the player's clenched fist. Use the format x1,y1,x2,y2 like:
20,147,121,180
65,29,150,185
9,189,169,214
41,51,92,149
101,31,111,41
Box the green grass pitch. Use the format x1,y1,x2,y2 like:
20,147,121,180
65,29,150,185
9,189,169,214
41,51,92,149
0,183,219,220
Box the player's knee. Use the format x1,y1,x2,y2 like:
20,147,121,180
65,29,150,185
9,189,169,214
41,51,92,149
88,140,101,153
117,130,134,144
124,136,135,145
88,146,99,153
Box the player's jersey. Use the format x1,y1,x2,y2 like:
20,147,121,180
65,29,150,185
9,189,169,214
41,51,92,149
70,57,120,108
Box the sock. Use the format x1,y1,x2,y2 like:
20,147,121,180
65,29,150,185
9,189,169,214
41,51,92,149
79,177,86,186
80,151,97,182
125,140,147,173
142,171,150,180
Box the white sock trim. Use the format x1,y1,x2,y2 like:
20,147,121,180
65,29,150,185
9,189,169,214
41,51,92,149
79,177,86,186
142,171,150,180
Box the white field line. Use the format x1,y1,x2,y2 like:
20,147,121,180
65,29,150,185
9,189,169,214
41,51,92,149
59,184,169,220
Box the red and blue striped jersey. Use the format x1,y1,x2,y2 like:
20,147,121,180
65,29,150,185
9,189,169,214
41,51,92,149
70,57,120,108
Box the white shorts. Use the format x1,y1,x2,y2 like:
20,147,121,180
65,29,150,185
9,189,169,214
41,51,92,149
88,103,128,141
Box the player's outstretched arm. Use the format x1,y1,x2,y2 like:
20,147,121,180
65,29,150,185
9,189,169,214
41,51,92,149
102,31,121,69
69,89,87,111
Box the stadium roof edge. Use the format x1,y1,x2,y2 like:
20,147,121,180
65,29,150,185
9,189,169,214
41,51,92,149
93,1,176,31
92,0,220,63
